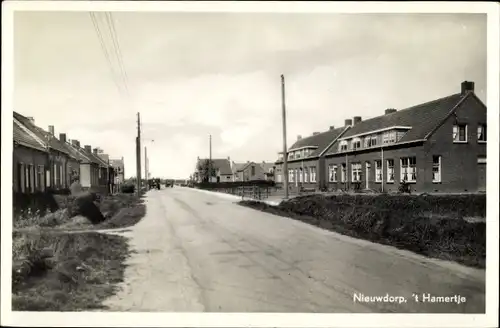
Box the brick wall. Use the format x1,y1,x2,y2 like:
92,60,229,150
13,145,48,193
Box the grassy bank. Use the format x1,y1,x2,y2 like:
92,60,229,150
12,231,129,311
12,192,147,311
239,194,486,268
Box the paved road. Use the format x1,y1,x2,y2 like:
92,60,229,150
102,187,485,313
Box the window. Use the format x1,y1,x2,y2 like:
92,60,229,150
352,138,361,150
338,140,348,152
18,163,25,193
329,164,337,182
25,165,30,192
363,137,370,148
288,153,294,160
304,167,309,182
341,163,347,182
453,124,467,142
375,160,382,182
432,156,441,183
289,169,294,182
351,163,362,182
477,124,486,142
299,168,303,183
37,165,44,191
401,157,417,182
386,159,395,182
368,136,378,147
382,131,396,144
310,167,317,182
61,164,65,186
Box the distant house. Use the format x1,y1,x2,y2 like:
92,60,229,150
110,157,125,187
194,157,233,182
233,161,276,181
230,161,247,181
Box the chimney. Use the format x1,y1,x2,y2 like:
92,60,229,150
461,81,475,95
385,108,397,115
297,135,302,140
84,145,92,153
345,119,353,127
27,117,35,124
93,148,99,155
313,132,320,136
353,116,362,125
72,139,80,148
48,125,55,135
59,133,67,143
329,126,335,131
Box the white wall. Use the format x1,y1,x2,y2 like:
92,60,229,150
80,164,91,187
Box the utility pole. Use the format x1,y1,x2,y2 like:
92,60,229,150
281,74,289,199
209,134,212,183
136,112,142,194
144,146,148,189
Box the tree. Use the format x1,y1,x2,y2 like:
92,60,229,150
196,159,217,182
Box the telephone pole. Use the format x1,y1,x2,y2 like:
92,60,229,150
281,74,289,199
145,146,148,188
209,134,212,183
136,112,142,194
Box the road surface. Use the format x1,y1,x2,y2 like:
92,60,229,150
102,187,485,313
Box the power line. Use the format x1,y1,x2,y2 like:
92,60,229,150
89,12,125,96
104,12,130,97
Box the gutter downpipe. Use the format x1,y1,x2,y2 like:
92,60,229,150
381,146,384,193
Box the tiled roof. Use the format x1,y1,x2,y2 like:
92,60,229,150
13,121,47,152
83,149,109,166
13,112,71,156
65,142,92,164
260,162,275,172
325,92,469,155
287,126,349,158
231,162,247,174
197,158,232,175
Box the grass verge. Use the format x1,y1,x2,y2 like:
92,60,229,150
12,192,147,311
12,231,129,311
239,194,486,269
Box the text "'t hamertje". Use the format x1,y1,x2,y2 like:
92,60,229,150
353,293,467,305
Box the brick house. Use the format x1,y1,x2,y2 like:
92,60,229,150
66,140,101,192
234,161,276,181
194,157,233,182
274,126,349,190
14,112,77,191
322,81,487,193
230,161,247,182
110,157,125,192
13,119,49,193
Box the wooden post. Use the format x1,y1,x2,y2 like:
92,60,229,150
281,74,289,199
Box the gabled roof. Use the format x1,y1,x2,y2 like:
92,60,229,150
260,162,275,172
231,162,247,174
65,142,92,164
197,158,232,175
325,92,470,155
13,112,72,157
13,120,47,152
83,149,109,167
280,126,349,162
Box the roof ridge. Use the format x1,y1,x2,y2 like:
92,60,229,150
350,93,463,127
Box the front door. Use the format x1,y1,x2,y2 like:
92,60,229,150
478,163,486,192
365,162,371,189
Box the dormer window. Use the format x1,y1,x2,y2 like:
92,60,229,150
369,136,378,147
352,138,361,150
382,131,396,144
339,140,348,152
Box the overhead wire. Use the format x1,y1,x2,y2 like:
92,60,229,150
104,12,131,97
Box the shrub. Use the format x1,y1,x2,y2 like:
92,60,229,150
120,184,136,194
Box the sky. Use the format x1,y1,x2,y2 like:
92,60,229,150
14,12,487,179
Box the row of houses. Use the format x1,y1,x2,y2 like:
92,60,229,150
193,157,276,183
13,111,126,194
273,81,487,194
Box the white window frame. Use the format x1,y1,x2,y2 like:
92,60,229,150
341,163,347,183
351,163,362,182
37,165,44,191
329,164,337,182
400,157,417,182
19,163,25,193
339,140,348,152
382,131,396,144
299,168,303,183
375,160,382,182
352,138,361,150
363,137,370,148
304,167,309,182
477,124,486,143
289,169,294,183
310,167,317,182
453,124,468,143
386,159,395,183
432,155,442,183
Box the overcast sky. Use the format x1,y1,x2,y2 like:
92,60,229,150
14,12,486,179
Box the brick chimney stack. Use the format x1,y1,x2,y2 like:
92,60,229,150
59,133,67,143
